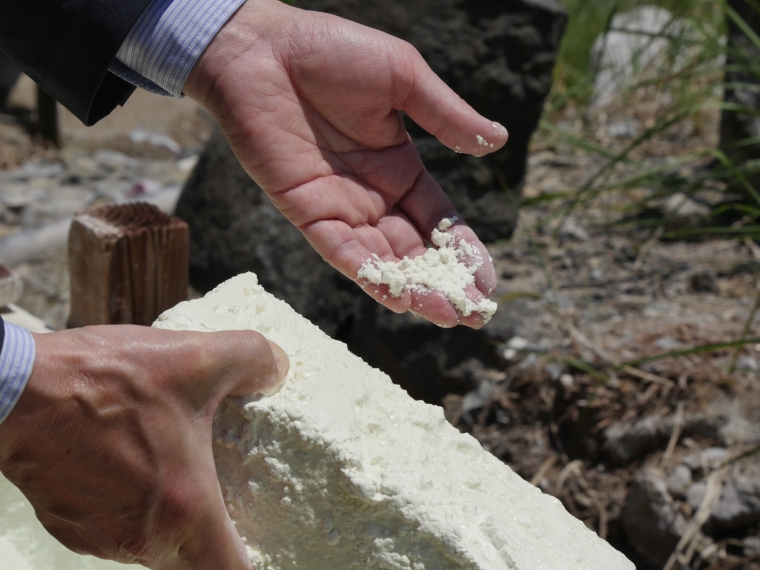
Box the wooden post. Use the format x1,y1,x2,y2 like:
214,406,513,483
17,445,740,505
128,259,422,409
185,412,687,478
36,85,60,148
68,203,189,328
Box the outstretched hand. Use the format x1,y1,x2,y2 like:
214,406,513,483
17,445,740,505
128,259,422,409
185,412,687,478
0,327,289,570
184,0,507,329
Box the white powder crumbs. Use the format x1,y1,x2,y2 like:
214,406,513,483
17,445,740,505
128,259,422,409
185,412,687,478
357,219,497,321
458,239,475,257
437,216,457,231
476,135,488,146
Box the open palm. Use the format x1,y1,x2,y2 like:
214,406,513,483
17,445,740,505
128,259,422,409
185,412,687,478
186,0,508,328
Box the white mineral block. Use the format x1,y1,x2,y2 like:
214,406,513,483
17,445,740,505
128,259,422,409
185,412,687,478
154,273,633,570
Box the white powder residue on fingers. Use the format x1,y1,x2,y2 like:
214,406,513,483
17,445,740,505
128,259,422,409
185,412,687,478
357,217,498,322
476,134,495,149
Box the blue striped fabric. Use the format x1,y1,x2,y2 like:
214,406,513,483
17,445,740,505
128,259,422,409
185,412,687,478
0,320,36,426
110,0,247,98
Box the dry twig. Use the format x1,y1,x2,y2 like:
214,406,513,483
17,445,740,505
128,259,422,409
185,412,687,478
703,553,760,570
745,237,760,262
660,402,685,470
662,465,731,570
530,455,558,487
566,322,672,385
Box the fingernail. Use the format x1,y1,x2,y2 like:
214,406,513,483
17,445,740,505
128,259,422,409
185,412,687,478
267,340,290,383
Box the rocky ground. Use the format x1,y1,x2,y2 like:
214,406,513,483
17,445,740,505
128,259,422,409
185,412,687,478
1,74,759,570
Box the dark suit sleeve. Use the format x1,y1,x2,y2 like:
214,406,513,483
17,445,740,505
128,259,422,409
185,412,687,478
0,0,155,126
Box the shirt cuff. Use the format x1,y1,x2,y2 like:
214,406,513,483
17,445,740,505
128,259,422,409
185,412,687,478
0,321,36,426
112,0,247,98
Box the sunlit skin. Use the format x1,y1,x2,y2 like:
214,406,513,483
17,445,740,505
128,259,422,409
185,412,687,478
0,326,288,570
184,0,507,329
0,1,507,568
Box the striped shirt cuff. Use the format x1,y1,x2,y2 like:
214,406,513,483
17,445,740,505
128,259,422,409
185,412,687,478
112,0,247,98
0,321,36,426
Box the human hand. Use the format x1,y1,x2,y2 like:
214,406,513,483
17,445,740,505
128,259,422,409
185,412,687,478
184,0,507,329
0,326,289,570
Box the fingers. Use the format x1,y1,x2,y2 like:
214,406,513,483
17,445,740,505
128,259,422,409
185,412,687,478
397,169,457,239
443,225,498,298
391,45,508,156
302,218,412,313
409,289,459,328
207,331,290,399
173,330,289,415
397,170,497,296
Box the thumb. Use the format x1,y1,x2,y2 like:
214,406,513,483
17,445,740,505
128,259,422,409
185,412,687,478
391,45,508,156
184,330,290,413
212,330,290,398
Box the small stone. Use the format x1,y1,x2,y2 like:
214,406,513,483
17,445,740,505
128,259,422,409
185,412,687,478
686,481,707,511
544,362,565,381
707,476,760,532
129,129,181,154
664,193,711,217
518,353,538,370
502,348,518,361
744,536,760,557
559,218,590,241
542,290,574,309
15,159,65,180
623,471,686,569
324,529,341,546
607,120,639,138
0,264,23,307
507,336,530,350
682,447,728,471
736,357,758,372
667,465,692,499
560,374,575,389
654,336,680,350
93,150,137,170
604,416,661,466
462,381,495,413
719,416,760,445
689,269,720,294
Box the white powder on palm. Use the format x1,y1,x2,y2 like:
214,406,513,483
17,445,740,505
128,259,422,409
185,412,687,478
357,218,498,321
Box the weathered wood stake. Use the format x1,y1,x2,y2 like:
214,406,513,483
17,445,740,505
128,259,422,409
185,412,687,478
36,86,60,148
68,203,189,328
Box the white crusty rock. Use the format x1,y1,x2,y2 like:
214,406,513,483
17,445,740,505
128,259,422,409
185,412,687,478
154,273,633,570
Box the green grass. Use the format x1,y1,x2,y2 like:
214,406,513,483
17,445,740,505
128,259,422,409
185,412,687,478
554,0,726,104
529,0,760,379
